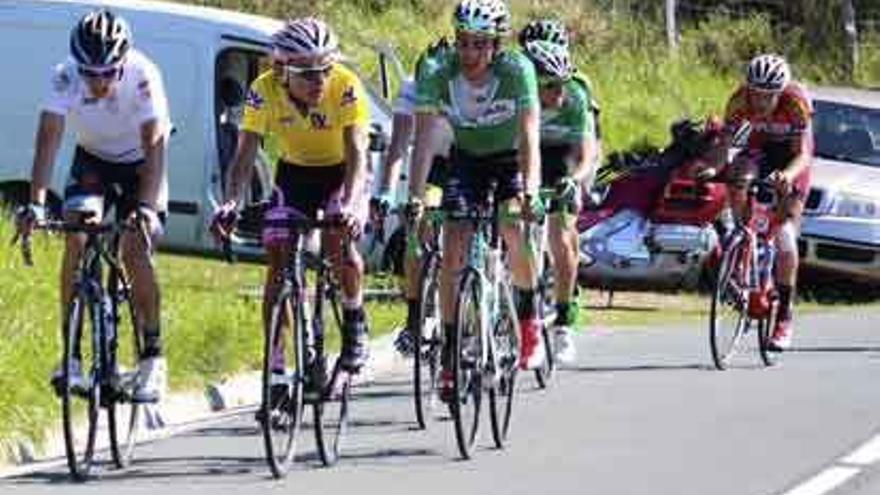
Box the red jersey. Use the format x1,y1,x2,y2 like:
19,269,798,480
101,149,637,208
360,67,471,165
723,82,814,156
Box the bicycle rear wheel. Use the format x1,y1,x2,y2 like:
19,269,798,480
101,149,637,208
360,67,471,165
260,288,306,478
314,283,349,467
107,275,142,469
451,270,483,460
61,293,100,481
413,253,441,429
489,282,519,449
709,233,751,370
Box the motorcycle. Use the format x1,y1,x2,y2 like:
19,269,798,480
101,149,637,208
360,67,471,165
577,119,729,293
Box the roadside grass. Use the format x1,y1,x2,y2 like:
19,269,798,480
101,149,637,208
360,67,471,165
578,287,880,330
0,216,403,458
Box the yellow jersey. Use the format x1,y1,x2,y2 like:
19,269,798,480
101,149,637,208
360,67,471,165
241,64,370,167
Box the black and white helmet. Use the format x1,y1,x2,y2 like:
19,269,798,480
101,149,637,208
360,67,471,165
746,54,791,91
70,9,131,67
453,0,511,37
272,17,339,61
518,19,569,48
524,40,573,80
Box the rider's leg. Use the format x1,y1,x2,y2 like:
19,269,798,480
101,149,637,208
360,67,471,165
325,227,369,370
548,213,578,316
771,194,804,349
500,197,542,370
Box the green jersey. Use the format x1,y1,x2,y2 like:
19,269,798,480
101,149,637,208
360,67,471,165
416,49,539,156
540,77,595,145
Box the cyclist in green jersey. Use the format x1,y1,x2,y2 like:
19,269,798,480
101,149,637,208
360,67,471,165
408,0,545,385
521,38,597,365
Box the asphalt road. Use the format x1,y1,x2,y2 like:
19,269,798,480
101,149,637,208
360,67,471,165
4,308,880,495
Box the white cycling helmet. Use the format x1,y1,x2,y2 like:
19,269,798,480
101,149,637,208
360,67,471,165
524,40,573,80
747,54,790,91
272,17,339,63
70,9,131,67
519,19,569,48
453,0,511,38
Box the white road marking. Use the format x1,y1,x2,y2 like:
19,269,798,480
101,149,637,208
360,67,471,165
779,466,860,495
778,432,880,495
841,434,880,466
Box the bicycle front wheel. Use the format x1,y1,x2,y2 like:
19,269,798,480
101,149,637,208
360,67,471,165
107,276,142,469
260,288,306,478
709,233,751,370
314,283,349,467
61,294,100,481
451,269,483,460
489,282,519,449
534,259,556,389
413,253,441,429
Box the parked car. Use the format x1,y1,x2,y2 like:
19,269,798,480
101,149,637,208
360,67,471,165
0,0,399,257
800,87,880,283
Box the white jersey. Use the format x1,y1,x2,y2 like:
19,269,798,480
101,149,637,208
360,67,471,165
393,78,454,158
393,78,418,116
43,49,171,163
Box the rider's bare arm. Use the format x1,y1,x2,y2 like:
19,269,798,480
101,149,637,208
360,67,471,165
518,106,541,195
342,123,369,207
224,130,260,206
408,112,441,201
568,135,597,183
379,112,414,195
29,111,66,205
138,118,167,209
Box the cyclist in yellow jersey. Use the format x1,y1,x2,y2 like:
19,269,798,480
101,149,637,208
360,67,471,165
213,18,372,372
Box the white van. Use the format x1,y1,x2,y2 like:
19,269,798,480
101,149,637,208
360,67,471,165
0,0,399,255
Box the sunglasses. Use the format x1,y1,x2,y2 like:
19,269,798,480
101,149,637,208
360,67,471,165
78,65,120,80
284,64,332,82
455,36,494,51
538,76,566,91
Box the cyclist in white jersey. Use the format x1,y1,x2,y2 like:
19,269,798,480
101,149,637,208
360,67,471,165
16,9,171,403
373,39,457,357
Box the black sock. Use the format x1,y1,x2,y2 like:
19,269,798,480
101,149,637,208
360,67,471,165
514,287,537,320
555,302,572,326
343,307,367,335
141,325,162,359
777,285,794,322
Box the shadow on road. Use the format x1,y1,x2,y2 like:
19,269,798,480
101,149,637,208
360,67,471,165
790,345,880,354
570,363,709,373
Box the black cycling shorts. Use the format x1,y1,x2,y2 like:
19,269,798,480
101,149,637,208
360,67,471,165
63,147,161,222
442,149,523,215
274,161,345,219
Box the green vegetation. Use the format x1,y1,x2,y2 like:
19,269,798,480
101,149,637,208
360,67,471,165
172,0,880,152
0,216,403,458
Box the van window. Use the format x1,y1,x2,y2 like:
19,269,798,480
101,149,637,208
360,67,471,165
214,47,271,204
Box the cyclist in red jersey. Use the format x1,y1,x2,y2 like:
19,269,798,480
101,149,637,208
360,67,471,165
716,54,813,351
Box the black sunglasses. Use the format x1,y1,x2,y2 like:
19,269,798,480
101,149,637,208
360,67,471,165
78,65,120,80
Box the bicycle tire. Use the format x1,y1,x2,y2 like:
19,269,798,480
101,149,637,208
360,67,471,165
709,233,751,370
451,269,483,460
107,273,142,469
314,282,349,467
61,294,100,482
413,253,441,429
489,281,519,449
260,287,306,479
534,253,556,388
